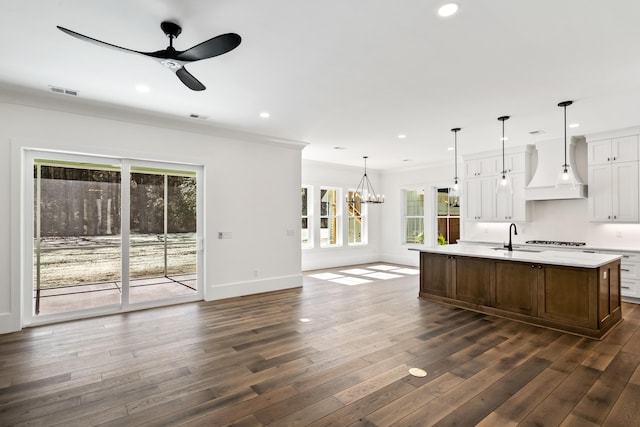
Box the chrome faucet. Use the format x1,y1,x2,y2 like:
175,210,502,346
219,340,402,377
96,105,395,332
505,223,518,251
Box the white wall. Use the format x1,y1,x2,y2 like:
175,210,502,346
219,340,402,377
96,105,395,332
301,160,382,270
1,91,304,334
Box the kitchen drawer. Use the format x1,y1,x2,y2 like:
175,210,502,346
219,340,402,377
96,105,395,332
619,252,640,263
620,261,640,280
621,279,640,299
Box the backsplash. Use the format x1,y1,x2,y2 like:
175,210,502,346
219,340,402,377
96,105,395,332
463,198,640,250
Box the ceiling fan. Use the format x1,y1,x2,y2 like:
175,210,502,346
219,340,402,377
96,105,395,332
56,21,241,91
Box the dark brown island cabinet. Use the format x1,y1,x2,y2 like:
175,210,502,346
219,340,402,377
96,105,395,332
419,247,622,339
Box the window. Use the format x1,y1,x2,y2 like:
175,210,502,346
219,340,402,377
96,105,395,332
320,188,341,247
404,189,424,244
347,190,367,245
436,187,460,245
301,186,312,249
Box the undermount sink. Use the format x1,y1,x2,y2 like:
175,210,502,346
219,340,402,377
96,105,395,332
491,247,541,253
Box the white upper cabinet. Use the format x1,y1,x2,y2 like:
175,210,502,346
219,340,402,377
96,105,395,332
463,146,532,222
465,157,497,177
587,133,640,223
588,135,639,165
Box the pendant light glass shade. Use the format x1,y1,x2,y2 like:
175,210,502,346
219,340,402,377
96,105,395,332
556,100,577,190
346,156,384,204
451,127,461,194
496,116,512,194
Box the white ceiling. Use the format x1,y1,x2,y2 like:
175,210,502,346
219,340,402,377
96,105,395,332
3,0,640,170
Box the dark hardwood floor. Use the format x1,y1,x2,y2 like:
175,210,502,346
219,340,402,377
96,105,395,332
1,263,640,426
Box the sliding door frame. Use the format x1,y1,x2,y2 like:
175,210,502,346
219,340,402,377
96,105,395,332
22,149,204,327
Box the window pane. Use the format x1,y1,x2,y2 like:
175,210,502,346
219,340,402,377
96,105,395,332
450,193,460,216
301,187,308,216
348,217,363,244
437,189,449,216
405,218,424,244
406,190,424,216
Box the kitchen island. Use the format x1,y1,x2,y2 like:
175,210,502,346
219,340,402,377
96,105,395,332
418,245,622,339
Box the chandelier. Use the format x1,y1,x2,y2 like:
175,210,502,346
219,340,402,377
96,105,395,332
346,156,384,204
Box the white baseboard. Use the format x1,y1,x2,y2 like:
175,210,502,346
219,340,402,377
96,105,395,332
205,274,302,301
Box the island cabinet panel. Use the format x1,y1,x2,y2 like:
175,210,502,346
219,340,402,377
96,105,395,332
420,253,452,297
418,250,622,339
538,265,597,329
494,261,538,316
455,256,493,306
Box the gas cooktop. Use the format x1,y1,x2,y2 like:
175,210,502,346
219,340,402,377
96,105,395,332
525,240,586,246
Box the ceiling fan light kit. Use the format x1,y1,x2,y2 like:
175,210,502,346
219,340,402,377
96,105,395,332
56,21,241,91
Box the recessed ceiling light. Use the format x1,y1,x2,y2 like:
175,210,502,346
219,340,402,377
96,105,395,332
448,147,455,151
438,3,459,17
398,134,407,139
135,84,150,93
259,112,270,118
299,318,311,323
334,146,347,150
569,123,580,128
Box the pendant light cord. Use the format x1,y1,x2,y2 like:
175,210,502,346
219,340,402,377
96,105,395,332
558,101,573,170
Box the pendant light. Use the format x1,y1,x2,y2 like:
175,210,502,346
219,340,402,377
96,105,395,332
556,100,577,189
346,156,384,204
451,127,461,192
497,115,512,194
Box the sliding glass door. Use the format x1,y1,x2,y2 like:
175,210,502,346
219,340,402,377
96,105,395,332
129,166,198,304
25,151,203,324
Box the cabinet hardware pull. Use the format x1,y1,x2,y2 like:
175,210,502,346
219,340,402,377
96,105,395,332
621,269,630,272
614,216,617,219
613,156,617,160
538,265,543,269
583,250,596,253
623,255,630,258
622,286,630,289
608,157,610,161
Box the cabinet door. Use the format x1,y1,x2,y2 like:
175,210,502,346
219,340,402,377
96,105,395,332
588,140,612,165
465,157,497,177
455,256,492,305
420,253,451,297
612,162,639,221
510,173,528,222
612,135,639,163
464,179,481,221
503,153,526,174
494,261,538,315
480,177,495,221
588,164,612,221
495,173,527,222
538,264,597,329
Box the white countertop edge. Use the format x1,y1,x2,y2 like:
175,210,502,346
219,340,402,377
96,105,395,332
417,244,621,268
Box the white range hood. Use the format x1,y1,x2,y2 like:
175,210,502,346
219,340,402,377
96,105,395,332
524,137,587,201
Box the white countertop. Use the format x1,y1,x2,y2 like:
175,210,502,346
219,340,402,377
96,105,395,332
418,244,621,268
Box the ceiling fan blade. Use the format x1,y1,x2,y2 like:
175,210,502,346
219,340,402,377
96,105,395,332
57,26,145,56
175,33,241,62
176,66,206,91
